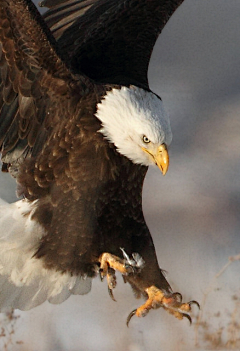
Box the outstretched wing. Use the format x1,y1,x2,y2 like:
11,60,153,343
43,0,184,87
0,0,88,175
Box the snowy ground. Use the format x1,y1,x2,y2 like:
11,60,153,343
0,0,240,350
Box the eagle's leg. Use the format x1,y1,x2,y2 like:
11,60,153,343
99,251,144,300
127,285,200,326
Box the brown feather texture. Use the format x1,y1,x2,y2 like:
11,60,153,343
0,0,194,323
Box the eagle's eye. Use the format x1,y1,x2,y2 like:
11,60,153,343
143,135,151,144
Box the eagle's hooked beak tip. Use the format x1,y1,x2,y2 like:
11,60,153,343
142,143,169,175
156,143,169,175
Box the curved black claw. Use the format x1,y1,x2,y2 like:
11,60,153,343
182,313,192,325
171,292,182,302
189,300,200,310
126,309,137,327
108,287,116,302
99,268,104,281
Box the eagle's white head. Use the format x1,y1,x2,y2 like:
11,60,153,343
96,86,172,175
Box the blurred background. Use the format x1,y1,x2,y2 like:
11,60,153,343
0,0,239,350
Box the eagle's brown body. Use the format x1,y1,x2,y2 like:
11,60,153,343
0,0,197,322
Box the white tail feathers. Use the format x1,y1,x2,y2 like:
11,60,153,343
0,198,92,311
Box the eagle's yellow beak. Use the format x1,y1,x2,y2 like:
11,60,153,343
142,143,169,175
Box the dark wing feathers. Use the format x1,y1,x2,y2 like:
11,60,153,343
43,0,184,86
0,0,88,174
41,0,96,40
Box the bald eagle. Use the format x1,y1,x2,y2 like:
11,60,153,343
0,0,198,323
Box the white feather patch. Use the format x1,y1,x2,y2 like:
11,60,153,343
0,199,92,311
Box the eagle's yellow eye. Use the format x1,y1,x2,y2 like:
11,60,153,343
143,135,151,143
